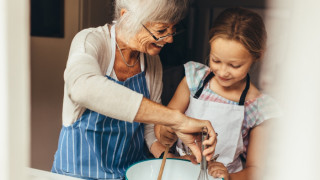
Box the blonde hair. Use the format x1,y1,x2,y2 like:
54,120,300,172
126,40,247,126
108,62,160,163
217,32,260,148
114,0,188,42
209,7,267,61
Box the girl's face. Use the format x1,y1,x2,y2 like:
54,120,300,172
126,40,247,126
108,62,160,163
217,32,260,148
131,22,176,56
209,38,254,89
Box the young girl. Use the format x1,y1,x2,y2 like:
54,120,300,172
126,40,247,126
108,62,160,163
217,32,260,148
155,7,281,180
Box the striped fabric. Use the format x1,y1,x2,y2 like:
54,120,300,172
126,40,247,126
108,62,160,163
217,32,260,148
184,61,281,159
52,72,150,180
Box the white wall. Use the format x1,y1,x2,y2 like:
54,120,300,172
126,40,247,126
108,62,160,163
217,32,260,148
263,0,320,179
31,0,114,171
80,0,114,29
0,0,30,179
30,0,80,171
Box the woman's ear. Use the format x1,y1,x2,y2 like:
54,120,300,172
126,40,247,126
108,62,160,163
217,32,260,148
120,8,127,17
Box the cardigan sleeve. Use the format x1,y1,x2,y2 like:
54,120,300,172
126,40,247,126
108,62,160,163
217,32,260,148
62,27,143,126
144,54,163,150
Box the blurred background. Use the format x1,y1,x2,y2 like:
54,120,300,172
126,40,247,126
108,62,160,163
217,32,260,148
30,0,269,171
1,0,320,179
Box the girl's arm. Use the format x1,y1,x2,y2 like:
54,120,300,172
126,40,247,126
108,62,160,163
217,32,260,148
233,121,271,179
154,77,191,145
208,120,272,180
167,77,190,112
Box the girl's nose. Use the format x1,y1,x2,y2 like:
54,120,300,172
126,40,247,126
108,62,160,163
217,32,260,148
219,64,229,77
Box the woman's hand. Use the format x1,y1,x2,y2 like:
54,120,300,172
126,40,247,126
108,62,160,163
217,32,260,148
171,116,217,163
207,161,229,180
136,98,217,163
158,125,178,146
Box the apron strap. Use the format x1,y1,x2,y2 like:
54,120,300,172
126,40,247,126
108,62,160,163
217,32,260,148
193,72,214,99
238,74,250,106
193,72,250,106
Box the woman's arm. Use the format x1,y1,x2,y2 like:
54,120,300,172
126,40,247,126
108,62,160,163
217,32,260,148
64,30,143,124
135,77,190,125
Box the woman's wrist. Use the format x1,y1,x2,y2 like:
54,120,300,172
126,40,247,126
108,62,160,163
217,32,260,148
168,110,185,131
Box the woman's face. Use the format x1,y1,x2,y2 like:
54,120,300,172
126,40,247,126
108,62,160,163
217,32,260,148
131,22,176,56
209,38,254,89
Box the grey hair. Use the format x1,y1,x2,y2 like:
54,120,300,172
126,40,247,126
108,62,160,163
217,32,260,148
113,0,189,41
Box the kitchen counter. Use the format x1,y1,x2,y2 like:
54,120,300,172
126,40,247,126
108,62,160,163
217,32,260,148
27,168,82,180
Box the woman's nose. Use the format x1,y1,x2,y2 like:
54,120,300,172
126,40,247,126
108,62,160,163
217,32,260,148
163,27,176,43
163,35,174,43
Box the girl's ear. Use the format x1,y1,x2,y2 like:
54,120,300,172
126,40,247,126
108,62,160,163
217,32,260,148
120,8,127,17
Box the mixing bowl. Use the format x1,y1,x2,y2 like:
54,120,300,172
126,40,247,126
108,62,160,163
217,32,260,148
125,158,221,180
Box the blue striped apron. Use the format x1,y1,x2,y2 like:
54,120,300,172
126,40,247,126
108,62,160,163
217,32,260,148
52,25,149,180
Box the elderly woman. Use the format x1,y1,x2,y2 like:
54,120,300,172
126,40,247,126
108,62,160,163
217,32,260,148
51,0,217,179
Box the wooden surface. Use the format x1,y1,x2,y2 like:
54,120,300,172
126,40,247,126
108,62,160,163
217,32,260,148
157,145,170,180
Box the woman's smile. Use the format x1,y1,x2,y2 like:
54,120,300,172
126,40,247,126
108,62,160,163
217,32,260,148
152,42,164,48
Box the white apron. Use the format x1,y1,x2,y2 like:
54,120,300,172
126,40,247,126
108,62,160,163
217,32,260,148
176,72,250,173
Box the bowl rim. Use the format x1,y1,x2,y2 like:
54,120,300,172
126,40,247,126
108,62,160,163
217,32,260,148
125,158,192,180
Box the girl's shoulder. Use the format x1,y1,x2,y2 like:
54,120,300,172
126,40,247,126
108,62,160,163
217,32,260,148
245,93,282,127
183,61,210,95
245,82,261,101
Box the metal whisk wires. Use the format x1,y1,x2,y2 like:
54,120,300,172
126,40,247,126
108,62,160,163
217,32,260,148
197,127,210,180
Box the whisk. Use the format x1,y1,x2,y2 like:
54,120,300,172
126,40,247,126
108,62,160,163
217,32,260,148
197,127,210,180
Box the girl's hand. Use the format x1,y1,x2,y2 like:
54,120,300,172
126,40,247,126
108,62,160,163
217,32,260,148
177,155,198,164
207,161,229,180
159,125,178,147
173,117,217,163
166,153,198,164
